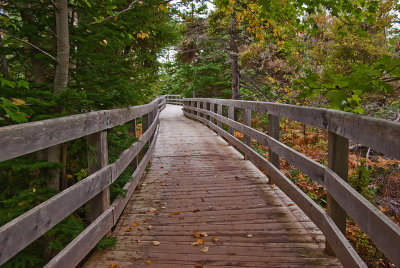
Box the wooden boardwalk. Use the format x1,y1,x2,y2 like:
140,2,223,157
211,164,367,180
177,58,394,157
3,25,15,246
84,105,341,267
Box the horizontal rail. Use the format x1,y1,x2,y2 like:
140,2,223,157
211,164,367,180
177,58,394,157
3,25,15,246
45,125,160,268
184,98,400,159
184,110,365,267
0,97,164,162
0,98,164,265
183,99,400,267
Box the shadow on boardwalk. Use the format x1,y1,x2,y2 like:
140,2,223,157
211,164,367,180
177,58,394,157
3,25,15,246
84,104,341,267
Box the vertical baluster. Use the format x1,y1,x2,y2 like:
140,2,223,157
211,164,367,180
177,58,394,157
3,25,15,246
217,104,222,129
130,119,138,169
268,114,280,183
87,131,109,222
228,106,234,136
326,132,349,255
244,109,251,147
210,102,215,124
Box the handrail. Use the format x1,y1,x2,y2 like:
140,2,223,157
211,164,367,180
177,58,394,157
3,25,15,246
163,94,183,106
0,96,166,266
183,98,400,267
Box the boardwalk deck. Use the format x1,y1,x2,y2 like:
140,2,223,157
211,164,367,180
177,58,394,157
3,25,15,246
83,105,341,267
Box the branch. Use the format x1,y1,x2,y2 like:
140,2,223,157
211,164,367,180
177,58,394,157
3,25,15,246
0,29,57,62
89,0,139,25
88,0,174,26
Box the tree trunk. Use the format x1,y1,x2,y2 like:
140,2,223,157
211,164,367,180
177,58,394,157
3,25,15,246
0,35,9,79
229,13,240,100
54,0,69,94
46,0,70,190
20,6,47,84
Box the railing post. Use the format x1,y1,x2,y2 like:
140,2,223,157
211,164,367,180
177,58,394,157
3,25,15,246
268,114,280,183
210,102,215,124
191,101,195,116
326,132,349,255
130,119,138,169
244,109,251,147
228,106,234,136
197,101,201,118
87,131,109,222
217,104,222,129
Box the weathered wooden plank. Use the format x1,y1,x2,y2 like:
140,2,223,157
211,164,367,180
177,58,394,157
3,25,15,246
87,131,110,222
185,106,325,184
217,103,222,128
0,166,112,265
326,132,349,255
184,98,400,159
0,98,163,162
45,208,114,268
85,105,343,268
324,169,400,267
184,111,366,267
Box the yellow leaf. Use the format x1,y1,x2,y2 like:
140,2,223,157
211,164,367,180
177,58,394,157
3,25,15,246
159,4,168,12
110,263,117,268
125,227,132,232
173,211,180,215
200,232,208,237
145,259,152,264
167,3,172,7
197,239,204,245
212,237,219,242
191,242,200,246
201,247,209,253
32,188,36,193
193,231,201,238
132,222,139,227
11,98,25,106
100,39,108,46
148,208,156,213
152,241,160,246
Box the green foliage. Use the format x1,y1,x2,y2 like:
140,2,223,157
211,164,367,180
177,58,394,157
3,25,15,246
349,160,376,203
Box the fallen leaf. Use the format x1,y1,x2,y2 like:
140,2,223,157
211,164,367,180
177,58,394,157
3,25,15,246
148,208,157,213
161,206,166,209
125,227,132,232
132,222,139,227
147,225,152,230
288,203,295,206
137,239,141,243
193,209,200,213
197,239,204,245
204,189,208,193
173,211,181,215
152,241,160,246
169,213,173,217
194,264,203,268
201,197,205,202
193,231,201,238
201,247,209,253
145,259,152,264
164,172,169,175
212,237,219,242
200,232,208,237
110,263,117,268
191,242,200,246
246,234,253,238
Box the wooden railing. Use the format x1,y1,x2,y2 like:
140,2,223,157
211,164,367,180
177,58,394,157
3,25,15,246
183,98,400,268
164,94,183,105
0,96,167,267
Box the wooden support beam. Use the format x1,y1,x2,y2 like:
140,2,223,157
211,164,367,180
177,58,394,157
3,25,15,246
87,131,110,222
326,131,349,255
228,106,234,136
217,104,222,129
268,114,280,170
130,119,138,170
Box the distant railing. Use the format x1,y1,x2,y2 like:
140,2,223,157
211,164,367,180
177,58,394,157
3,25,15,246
0,96,166,267
183,98,400,268
164,94,183,105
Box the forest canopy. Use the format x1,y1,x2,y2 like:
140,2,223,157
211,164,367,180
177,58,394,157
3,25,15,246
0,0,400,267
